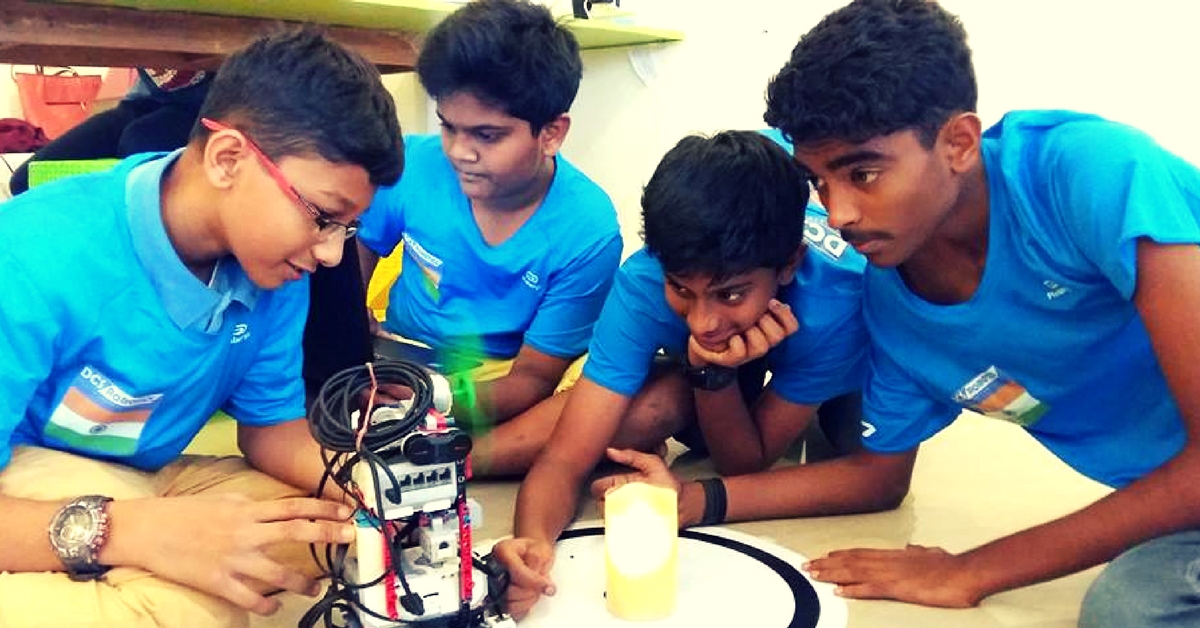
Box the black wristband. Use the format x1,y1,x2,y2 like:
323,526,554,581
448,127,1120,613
683,364,738,391
697,477,727,526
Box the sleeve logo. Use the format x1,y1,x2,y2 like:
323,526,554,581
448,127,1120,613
803,215,850,260
952,366,1048,427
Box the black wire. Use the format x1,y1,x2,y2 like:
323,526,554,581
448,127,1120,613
302,359,437,628
309,359,434,453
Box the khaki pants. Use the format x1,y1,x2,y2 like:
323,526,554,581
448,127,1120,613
469,353,586,394
0,448,318,628
376,332,586,408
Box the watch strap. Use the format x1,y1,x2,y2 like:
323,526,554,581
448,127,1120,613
683,363,737,391
697,478,727,526
49,495,113,582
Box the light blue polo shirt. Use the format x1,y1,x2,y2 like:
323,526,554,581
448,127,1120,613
860,111,1199,488
583,204,868,406
0,151,308,471
358,134,622,359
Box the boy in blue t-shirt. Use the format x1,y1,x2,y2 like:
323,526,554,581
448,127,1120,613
0,30,404,627
494,131,883,619
757,1,1200,626
356,0,622,477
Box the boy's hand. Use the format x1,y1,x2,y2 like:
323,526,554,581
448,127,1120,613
356,382,414,410
491,537,557,620
590,448,701,525
117,494,354,616
688,299,798,368
590,448,681,502
804,544,985,608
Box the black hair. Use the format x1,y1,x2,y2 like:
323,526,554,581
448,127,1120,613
642,131,808,279
416,0,582,132
195,27,404,186
764,0,976,148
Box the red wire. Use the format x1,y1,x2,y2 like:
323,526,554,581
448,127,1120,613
382,521,399,619
457,498,473,605
355,362,378,452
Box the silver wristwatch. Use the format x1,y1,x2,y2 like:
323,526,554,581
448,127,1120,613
48,495,113,582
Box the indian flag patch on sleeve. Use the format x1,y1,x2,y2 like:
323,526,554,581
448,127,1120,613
952,365,1048,427
43,365,162,456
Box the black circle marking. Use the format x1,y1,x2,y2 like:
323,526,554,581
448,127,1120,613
558,526,820,628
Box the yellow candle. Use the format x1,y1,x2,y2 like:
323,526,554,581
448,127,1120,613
604,482,678,621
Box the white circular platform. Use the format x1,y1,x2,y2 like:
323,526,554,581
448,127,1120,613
485,524,847,628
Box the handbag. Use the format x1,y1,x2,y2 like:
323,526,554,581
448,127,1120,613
12,66,103,140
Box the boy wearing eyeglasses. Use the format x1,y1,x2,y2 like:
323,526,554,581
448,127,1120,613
0,29,403,627
356,0,622,477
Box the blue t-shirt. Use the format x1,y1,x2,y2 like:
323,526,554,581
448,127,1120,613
861,110,1200,488
0,152,308,471
584,205,868,405
358,134,622,359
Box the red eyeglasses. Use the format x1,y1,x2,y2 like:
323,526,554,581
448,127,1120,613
201,118,359,239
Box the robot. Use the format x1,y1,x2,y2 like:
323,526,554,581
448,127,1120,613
303,360,515,628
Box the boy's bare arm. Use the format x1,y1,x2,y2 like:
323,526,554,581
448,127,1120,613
594,445,915,528
809,240,1200,607
513,378,630,542
468,345,571,424
689,298,810,474
721,447,915,522
493,379,633,617
0,494,73,573
238,418,336,499
0,491,352,615
696,386,818,476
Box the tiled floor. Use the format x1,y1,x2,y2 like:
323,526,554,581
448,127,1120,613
221,410,1112,628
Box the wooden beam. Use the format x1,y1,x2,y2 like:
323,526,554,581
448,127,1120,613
0,1,418,72
0,44,214,70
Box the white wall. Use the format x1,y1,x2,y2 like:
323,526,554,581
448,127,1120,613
0,68,23,118
383,72,429,134
4,0,1197,247
560,0,1200,255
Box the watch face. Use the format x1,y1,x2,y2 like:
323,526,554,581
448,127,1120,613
55,506,95,546
49,497,112,578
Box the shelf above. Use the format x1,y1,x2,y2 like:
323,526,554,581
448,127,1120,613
17,0,684,57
